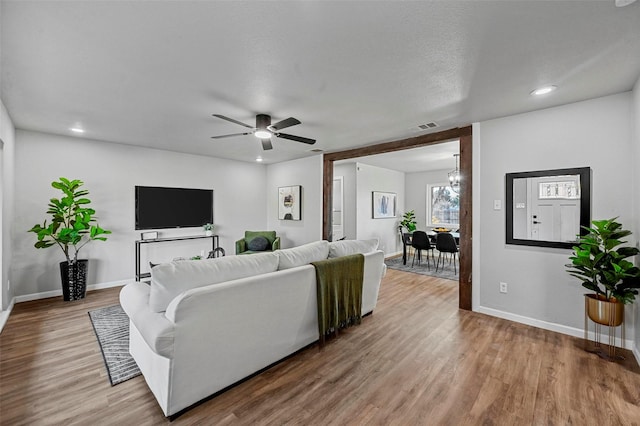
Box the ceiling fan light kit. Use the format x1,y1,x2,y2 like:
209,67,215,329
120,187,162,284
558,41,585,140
530,85,557,96
212,113,315,151
615,0,637,7
254,129,271,139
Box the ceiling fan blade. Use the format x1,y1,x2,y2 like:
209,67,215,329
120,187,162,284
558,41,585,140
269,117,301,131
212,114,254,129
261,139,273,150
275,133,316,145
210,132,252,139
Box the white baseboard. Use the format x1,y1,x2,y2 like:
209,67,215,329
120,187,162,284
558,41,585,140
476,306,635,351
633,343,640,366
12,279,129,304
0,297,16,335
385,250,403,259
0,279,129,334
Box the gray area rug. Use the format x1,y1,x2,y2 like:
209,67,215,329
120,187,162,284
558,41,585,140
385,256,459,281
88,304,141,385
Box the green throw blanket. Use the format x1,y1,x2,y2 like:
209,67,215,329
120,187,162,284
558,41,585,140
311,253,364,345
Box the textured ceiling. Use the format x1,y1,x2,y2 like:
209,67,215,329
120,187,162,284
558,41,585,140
2,1,640,167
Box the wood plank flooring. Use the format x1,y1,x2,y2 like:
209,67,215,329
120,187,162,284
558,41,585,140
1,269,640,425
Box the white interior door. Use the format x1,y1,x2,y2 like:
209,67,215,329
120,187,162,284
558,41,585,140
332,177,344,241
529,176,580,242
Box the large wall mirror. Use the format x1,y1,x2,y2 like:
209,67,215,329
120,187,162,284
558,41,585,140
506,167,591,249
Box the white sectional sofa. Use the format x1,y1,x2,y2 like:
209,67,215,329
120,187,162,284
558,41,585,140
119,239,386,417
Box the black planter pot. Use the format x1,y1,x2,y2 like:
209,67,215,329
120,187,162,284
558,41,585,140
59,259,88,301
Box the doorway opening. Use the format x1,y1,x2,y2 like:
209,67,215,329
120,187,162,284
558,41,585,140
322,126,472,310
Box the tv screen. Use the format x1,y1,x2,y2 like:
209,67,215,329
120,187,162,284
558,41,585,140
135,186,213,230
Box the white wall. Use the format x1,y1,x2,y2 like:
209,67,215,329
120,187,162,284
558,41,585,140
333,162,357,240
266,155,323,248
355,162,404,255
632,75,640,356
0,99,16,310
13,130,268,298
405,168,450,231
474,92,636,343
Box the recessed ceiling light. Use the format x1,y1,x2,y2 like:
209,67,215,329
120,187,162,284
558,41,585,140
530,85,558,96
70,127,85,133
256,157,263,162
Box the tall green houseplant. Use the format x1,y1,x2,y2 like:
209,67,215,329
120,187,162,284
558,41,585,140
400,210,417,232
566,218,640,304
29,178,111,301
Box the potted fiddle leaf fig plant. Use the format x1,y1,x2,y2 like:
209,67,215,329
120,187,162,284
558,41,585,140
400,210,417,232
28,178,111,301
566,218,640,328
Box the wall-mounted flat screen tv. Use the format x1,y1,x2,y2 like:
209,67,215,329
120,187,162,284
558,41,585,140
135,186,213,230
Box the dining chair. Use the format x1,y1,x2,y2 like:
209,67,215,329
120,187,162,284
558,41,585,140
435,232,459,274
411,231,435,269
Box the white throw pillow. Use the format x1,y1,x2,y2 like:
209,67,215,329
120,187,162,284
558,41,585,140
328,239,379,258
277,240,330,270
149,252,279,312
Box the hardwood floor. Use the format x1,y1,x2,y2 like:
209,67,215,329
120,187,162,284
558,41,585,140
1,269,640,425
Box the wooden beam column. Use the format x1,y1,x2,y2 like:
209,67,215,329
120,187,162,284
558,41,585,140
458,132,472,310
322,125,473,310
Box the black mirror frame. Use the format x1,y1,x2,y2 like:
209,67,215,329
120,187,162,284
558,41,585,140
505,167,591,249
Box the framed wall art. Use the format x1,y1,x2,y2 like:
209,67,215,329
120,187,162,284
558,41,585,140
372,191,396,219
278,185,302,220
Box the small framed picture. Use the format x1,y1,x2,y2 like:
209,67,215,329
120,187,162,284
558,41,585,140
278,185,302,220
141,231,158,240
372,191,396,219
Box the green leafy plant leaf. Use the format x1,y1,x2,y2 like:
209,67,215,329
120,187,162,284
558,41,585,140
400,210,417,232
28,178,111,262
566,217,640,304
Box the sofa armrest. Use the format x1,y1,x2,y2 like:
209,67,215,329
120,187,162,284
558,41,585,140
272,237,281,251
120,282,176,358
235,239,246,254
361,250,385,314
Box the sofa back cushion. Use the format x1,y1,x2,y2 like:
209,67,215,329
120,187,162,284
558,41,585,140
277,240,329,270
149,252,279,312
328,239,379,258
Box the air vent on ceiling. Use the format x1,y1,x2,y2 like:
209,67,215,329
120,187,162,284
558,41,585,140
418,122,438,130
310,148,324,152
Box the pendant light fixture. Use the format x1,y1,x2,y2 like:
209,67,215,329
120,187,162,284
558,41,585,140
448,153,461,193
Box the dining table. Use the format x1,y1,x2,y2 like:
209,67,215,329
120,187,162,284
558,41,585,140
428,231,460,244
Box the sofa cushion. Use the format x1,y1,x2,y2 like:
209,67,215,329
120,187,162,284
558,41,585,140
247,236,269,251
328,239,379,258
277,240,329,270
149,252,279,312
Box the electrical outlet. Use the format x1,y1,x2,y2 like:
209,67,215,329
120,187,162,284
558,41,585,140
499,282,508,293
